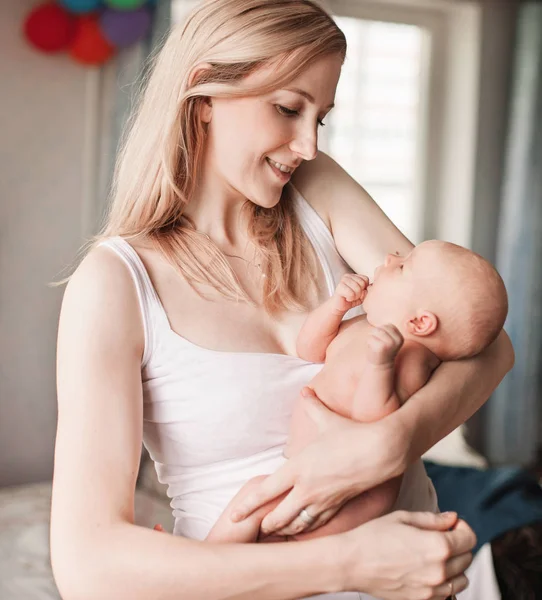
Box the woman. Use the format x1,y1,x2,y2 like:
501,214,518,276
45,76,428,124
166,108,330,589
50,1,513,598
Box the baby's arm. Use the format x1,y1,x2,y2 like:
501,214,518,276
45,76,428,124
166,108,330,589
205,476,287,544
297,274,369,362
351,324,404,422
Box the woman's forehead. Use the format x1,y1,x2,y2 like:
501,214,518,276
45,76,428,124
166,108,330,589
249,53,342,103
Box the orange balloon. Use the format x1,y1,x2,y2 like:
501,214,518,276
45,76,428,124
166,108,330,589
69,15,116,65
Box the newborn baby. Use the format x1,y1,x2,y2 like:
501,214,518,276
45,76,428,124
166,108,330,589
206,240,508,543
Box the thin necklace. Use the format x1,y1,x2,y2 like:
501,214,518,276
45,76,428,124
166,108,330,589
223,252,267,278
200,232,266,278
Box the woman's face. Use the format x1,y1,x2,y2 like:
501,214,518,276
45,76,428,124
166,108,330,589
202,53,343,209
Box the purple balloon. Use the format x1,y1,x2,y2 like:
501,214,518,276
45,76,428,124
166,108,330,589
99,7,152,48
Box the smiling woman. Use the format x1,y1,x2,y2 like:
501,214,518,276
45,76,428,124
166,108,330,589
50,2,512,599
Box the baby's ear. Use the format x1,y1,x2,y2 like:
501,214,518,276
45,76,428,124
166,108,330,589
406,310,438,337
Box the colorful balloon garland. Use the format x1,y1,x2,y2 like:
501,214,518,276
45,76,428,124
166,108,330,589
23,0,156,66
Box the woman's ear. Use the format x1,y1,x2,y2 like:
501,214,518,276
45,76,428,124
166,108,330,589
406,310,438,337
188,63,213,124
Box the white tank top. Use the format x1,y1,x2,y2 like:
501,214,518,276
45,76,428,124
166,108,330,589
100,183,436,600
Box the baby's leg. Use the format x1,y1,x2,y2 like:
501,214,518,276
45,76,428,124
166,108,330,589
351,324,403,422
206,476,287,544
290,477,401,542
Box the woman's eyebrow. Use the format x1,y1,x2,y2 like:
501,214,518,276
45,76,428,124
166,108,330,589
283,87,335,109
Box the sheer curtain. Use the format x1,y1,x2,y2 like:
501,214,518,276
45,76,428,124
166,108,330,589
485,2,542,466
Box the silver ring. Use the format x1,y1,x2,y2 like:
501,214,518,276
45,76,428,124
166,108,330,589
298,508,317,524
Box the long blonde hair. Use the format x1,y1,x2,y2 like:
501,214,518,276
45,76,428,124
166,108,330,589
96,0,346,312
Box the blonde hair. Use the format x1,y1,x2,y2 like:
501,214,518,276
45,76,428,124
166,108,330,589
88,0,346,313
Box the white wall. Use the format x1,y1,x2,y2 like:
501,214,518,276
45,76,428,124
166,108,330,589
0,0,90,486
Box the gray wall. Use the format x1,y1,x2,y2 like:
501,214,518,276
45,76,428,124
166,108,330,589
0,0,89,486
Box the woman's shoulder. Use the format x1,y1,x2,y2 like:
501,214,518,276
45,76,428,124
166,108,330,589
291,151,413,275
68,242,135,295
291,150,337,228
60,243,145,355
291,150,375,227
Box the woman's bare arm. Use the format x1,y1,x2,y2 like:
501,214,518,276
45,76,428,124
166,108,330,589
51,246,341,600
389,329,513,466
293,151,514,466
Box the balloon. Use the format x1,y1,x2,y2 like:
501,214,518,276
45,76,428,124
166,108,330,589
23,2,77,53
69,15,116,65
100,7,152,48
58,0,102,13
103,0,146,10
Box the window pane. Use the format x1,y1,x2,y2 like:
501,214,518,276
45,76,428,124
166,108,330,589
321,18,426,242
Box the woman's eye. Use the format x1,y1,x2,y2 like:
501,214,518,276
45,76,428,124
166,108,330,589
276,105,326,128
276,105,299,117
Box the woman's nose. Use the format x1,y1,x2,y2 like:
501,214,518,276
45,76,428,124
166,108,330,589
384,254,395,267
289,124,318,161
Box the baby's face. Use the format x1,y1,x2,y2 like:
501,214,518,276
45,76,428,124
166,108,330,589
363,242,445,330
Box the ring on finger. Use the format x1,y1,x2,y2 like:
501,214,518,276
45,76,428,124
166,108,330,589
298,508,317,525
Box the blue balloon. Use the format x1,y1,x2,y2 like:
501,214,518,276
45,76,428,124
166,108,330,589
59,0,102,13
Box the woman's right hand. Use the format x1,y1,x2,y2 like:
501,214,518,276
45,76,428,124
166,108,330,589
338,511,474,600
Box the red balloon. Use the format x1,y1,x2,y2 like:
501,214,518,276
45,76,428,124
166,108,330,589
69,15,116,65
23,2,76,53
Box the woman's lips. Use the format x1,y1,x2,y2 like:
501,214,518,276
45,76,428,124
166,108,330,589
266,158,292,182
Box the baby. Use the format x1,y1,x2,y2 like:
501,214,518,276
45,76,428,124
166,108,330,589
205,240,508,543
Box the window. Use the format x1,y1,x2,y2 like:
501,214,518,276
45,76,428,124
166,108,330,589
319,17,427,242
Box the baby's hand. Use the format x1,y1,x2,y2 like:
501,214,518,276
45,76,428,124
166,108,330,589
367,324,404,365
332,273,369,314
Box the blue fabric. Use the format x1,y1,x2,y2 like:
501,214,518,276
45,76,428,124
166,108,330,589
424,460,542,554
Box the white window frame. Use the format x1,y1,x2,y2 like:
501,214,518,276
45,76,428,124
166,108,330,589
326,0,483,247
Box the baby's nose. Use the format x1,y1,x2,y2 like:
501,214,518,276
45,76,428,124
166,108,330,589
384,254,394,267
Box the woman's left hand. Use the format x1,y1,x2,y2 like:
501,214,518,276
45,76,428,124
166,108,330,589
231,388,408,536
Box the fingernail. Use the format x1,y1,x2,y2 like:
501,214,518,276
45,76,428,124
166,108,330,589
440,511,457,518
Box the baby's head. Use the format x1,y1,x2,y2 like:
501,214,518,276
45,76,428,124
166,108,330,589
362,240,508,360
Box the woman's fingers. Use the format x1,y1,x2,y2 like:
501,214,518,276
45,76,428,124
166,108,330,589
431,573,469,598
444,551,474,581
259,488,309,535
444,519,477,555
396,510,458,531
273,505,338,537
230,467,295,522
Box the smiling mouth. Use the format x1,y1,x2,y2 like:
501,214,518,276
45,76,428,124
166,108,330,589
266,157,292,182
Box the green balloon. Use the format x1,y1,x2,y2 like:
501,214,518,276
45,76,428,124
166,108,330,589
104,0,147,10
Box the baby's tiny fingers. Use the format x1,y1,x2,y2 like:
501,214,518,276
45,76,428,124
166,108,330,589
350,274,369,287
370,327,394,343
375,324,403,345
